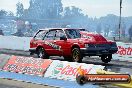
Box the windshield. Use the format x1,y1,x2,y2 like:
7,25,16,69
65,29,81,39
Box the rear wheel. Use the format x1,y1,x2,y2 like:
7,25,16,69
71,48,82,62
101,54,112,63
37,47,49,59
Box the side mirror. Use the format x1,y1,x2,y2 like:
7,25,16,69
60,35,67,40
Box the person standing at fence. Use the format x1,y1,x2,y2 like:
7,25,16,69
0,29,4,35
128,25,132,41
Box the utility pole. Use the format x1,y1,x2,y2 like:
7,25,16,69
119,0,122,40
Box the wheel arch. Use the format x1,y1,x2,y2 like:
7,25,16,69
36,45,44,52
71,44,80,50
71,44,83,62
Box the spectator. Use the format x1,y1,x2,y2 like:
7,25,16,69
0,30,4,35
128,25,132,41
12,30,24,37
24,28,33,37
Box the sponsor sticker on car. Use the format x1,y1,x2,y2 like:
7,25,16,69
44,41,61,50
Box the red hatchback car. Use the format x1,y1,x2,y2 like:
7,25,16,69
29,28,118,63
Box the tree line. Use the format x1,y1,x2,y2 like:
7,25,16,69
0,0,132,38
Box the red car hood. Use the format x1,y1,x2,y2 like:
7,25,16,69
80,31,108,43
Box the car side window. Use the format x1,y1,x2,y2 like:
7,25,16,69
66,29,81,39
44,30,56,40
34,30,46,40
55,30,65,40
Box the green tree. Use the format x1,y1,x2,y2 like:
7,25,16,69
63,6,88,28
24,0,63,19
47,0,63,18
7,11,14,16
16,2,24,17
63,6,83,18
0,10,7,17
96,24,102,34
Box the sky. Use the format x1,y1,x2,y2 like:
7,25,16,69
0,0,132,18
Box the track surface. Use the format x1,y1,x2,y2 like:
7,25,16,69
0,79,55,88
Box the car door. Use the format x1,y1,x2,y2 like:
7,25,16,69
31,30,46,48
43,30,56,55
54,29,71,56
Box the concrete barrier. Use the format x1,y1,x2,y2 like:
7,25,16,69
2,54,132,87
0,54,104,80
0,36,31,51
113,42,132,62
0,54,104,87
44,60,104,81
3,55,52,76
0,54,10,70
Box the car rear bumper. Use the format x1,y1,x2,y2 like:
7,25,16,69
80,47,118,56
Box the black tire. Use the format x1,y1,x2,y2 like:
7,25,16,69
37,47,49,59
76,75,86,85
71,48,82,62
101,54,112,63
30,52,34,55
